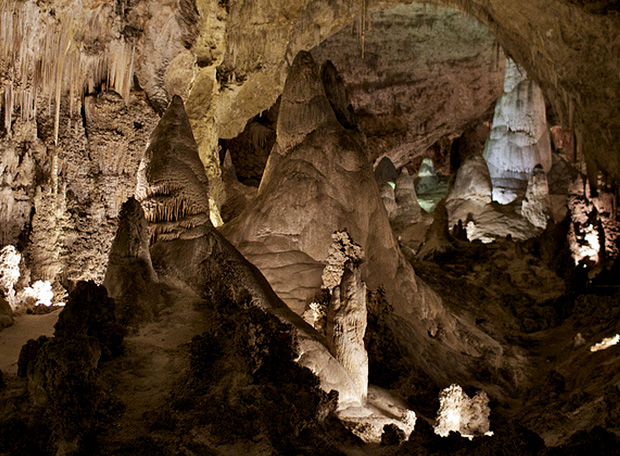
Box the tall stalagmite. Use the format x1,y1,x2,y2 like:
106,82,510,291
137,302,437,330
223,51,518,386
134,95,363,407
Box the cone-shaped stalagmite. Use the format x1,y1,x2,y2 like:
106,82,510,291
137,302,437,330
135,95,212,242
104,197,159,322
222,51,516,386
133,95,363,407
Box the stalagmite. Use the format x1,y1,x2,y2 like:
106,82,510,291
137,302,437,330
326,260,369,404
135,95,213,242
379,183,398,221
434,384,491,439
135,95,363,408
417,157,439,194
394,168,422,225
446,154,493,205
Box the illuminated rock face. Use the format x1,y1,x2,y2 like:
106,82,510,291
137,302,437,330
483,59,552,203
521,165,551,229
434,384,491,438
223,51,425,319
324,232,368,404
447,155,493,206
136,95,213,242
222,51,520,390
327,263,368,404
312,3,505,167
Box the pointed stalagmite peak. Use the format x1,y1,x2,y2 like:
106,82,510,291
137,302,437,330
276,51,340,150
136,95,213,241
320,60,358,130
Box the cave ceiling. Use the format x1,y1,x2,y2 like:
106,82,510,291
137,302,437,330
207,0,620,184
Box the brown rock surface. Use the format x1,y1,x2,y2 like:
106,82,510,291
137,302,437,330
312,3,505,167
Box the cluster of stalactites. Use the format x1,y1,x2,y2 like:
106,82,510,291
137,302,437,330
0,2,135,144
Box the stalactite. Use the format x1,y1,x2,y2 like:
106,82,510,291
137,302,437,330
3,83,13,136
0,2,135,140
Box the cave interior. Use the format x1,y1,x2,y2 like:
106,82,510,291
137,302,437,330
0,0,620,455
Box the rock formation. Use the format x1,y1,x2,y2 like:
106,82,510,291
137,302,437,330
0,245,21,308
312,3,505,166
447,155,493,206
321,231,366,292
521,164,552,229
434,384,491,438
136,95,213,242
483,58,552,204
103,198,160,322
394,168,422,226
0,295,13,329
134,94,363,407
379,183,399,221
222,51,519,389
326,261,369,404
417,157,440,195
321,231,368,403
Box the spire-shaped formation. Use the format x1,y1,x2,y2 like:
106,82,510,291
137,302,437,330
273,51,341,152
135,95,212,242
394,168,422,225
104,197,159,321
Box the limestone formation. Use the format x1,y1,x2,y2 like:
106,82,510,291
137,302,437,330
417,200,456,260
0,245,21,307
521,165,552,229
320,60,357,130
394,168,422,225
447,155,493,205
223,51,428,319
321,231,365,292
312,3,505,167
136,95,213,242
326,262,369,404
417,157,440,194
135,95,363,408
222,51,517,392
0,294,13,329
104,198,160,322
379,183,398,221
483,58,552,203
434,384,491,438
